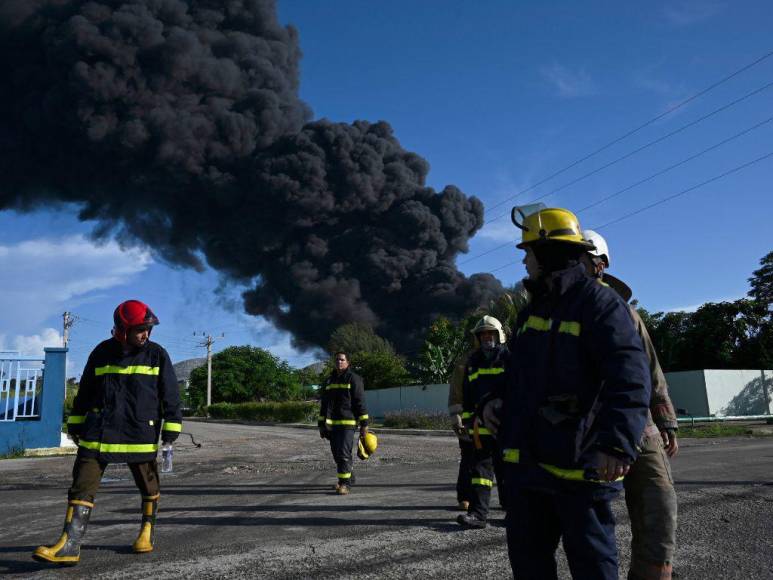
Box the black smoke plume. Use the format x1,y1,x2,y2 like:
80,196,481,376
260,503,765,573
0,0,503,351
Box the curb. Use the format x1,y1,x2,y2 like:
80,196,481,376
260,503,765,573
184,417,456,438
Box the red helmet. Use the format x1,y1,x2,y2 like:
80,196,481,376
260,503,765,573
113,300,159,343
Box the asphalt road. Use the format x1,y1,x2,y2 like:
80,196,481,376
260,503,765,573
1,422,772,579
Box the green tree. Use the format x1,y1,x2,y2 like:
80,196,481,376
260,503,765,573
324,323,412,389
748,250,773,307
328,322,396,355
413,316,476,384
188,346,302,408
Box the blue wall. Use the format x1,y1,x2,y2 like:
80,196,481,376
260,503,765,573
0,348,67,454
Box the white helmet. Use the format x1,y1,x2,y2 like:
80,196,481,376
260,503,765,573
582,229,610,268
471,315,506,344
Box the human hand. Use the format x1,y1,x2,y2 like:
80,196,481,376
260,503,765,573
481,398,503,436
450,414,463,434
594,451,631,482
661,429,678,457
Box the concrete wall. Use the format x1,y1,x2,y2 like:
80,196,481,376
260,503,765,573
365,384,449,419
664,370,709,416
0,348,67,454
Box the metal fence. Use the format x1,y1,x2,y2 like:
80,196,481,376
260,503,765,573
0,353,45,422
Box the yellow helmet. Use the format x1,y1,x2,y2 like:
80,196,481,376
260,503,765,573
512,205,594,250
357,431,378,460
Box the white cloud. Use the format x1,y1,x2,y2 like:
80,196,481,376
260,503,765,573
541,64,597,98
476,218,520,244
0,327,63,355
663,1,723,26
0,235,152,332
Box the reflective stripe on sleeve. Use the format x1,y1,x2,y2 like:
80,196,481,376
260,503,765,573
162,422,182,432
95,365,160,376
67,415,86,425
358,414,369,421
471,477,493,487
461,411,473,419
326,383,351,390
538,462,624,483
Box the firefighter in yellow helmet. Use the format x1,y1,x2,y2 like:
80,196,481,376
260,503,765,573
33,300,182,565
481,205,651,579
582,229,678,580
456,315,509,529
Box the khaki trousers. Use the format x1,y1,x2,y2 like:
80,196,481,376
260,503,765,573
68,456,160,503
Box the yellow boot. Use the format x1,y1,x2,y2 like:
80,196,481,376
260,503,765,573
132,494,159,553
33,500,94,565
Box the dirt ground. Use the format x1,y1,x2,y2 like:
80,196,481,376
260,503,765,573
1,421,772,579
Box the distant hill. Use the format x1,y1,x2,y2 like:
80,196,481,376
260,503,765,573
303,361,326,376
173,358,206,382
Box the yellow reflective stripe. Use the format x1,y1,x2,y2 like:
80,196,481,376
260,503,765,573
538,462,625,483
78,440,158,453
325,419,357,426
468,367,505,382
461,411,473,419
471,477,493,487
326,383,351,390
95,365,160,376
477,427,493,436
558,321,581,336
67,415,86,425
337,472,352,479
358,414,369,421
162,422,182,432
503,448,520,463
318,415,326,421
519,316,580,337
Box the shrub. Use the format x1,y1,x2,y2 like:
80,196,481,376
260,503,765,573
206,401,318,423
383,408,449,430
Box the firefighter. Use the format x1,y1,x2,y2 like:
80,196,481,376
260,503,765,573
456,315,508,529
33,300,181,565
582,229,679,580
318,351,369,495
482,206,651,580
448,353,474,511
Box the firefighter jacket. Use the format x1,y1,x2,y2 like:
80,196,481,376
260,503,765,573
66,338,182,463
500,264,651,497
448,349,474,416
461,345,508,437
318,368,369,430
602,273,679,434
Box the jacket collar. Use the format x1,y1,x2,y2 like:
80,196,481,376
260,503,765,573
546,263,588,297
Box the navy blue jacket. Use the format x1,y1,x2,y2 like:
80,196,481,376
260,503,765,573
67,338,182,463
318,368,369,430
462,345,508,435
500,264,651,496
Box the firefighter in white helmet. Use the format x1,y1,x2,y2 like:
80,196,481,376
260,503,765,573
582,229,679,580
456,316,509,529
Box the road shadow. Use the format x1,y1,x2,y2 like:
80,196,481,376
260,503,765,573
111,503,446,515
0,546,56,576
675,480,772,486
100,482,456,497
92,514,454,528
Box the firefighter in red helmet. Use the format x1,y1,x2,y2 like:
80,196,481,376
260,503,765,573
33,300,182,566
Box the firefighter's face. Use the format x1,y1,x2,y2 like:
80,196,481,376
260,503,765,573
523,248,541,280
127,325,151,348
334,354,349,372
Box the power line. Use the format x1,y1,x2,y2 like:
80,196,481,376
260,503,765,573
484,150,773,276
593,150,773,230
483,48,773,215
459,113,773,266
485,78,773,224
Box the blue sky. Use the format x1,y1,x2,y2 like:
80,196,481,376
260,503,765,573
1,0,771,376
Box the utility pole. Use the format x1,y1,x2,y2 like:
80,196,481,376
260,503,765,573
62,312,76,348
194,332,224,413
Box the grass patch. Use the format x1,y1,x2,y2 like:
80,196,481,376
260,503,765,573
679,423,763,438
383,408,449,430
206,401,318,423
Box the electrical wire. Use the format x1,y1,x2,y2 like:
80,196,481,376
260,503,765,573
483,48,773,215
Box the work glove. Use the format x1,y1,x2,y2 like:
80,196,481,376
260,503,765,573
319,425,329,439
450,413,463,433
359,425,368,438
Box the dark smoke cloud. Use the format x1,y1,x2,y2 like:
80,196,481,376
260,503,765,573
0,0,503,351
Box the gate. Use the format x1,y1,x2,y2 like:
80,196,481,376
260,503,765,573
0,353,45,422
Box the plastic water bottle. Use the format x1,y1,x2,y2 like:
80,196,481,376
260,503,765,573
161,444,173,473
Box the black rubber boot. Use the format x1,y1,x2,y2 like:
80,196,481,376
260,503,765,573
457,513,487,529
33,500,94,565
